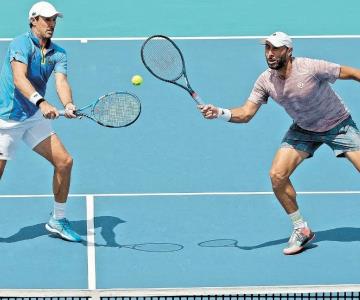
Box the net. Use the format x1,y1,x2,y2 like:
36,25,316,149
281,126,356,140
105,293,360,300
0,286,360,300
1,296,360,300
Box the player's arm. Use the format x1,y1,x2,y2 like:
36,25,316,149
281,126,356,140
11,60,59,119
199,100,261,123
338,65,360,82
55,72,76,118
11,61,36,98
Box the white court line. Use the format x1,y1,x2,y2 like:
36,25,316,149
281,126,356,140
2,35,360,42
0,191,358,198
86,195,96,290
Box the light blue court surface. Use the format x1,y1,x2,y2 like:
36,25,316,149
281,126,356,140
0,0,359,294
1,193,360,289
94,194,360,289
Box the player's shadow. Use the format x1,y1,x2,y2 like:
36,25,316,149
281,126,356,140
0,216,184,253
198,227,360,251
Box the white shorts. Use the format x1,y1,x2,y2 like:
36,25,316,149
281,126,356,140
0,110,55,160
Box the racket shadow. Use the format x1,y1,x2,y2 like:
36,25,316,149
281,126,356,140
198,227,360,251
95,242,184,253
0,216,184,252
198,239,260,250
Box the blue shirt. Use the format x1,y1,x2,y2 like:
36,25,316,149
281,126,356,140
0,30,67,121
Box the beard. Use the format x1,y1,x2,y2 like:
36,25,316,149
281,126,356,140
266,55,287,70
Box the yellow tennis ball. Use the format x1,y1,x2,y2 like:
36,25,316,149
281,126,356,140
131,75,143,86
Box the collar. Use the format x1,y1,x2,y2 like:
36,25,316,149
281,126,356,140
28,30,54,50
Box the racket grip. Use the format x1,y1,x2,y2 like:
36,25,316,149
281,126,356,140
58,109,78,117
191,92,204,105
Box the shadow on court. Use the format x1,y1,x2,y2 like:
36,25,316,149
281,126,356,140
198,227,360,250
0,216,184,253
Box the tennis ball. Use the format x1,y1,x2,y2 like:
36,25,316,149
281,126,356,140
131,75,143,86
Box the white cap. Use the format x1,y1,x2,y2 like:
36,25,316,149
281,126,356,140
28,1,63,20
263,32,293,48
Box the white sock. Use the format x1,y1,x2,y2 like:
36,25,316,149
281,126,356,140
53,202,66,220
289,210,306,229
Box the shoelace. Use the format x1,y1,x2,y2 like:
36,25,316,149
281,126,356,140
289,228,307,244
289,228,302,242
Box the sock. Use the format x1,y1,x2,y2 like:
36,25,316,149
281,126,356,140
289,210,306,229
53,201,66,220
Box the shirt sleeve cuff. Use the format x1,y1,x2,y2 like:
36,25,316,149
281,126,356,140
9,51,27,65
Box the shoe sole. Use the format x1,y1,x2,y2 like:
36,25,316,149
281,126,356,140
283,233,316,255
45,223,80,242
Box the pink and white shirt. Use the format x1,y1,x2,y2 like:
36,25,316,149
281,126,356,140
249,57,350,132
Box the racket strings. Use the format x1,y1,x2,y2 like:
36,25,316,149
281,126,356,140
93,93,140,127
142,37,184,81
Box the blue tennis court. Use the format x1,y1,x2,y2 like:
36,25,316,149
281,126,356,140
0,0,359,298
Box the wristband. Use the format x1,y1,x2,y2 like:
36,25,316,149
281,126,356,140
36,98,45,107
29,92,44,106
217,107,232,121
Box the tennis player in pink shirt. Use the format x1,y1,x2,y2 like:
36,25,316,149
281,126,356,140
199,32,360,255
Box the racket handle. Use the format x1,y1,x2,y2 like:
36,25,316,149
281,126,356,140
191,92,204,105
58,109,78,117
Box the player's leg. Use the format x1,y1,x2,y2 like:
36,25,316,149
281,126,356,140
32,134,81,242
0,160,7,179
272,124,321,255
33,134,73,202
270,147,315,255
269,147,308,214
345,151,360,172
23,114,81,242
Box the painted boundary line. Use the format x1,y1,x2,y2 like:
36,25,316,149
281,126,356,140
0,191,359,198
86,195,96,290
2,35,360,42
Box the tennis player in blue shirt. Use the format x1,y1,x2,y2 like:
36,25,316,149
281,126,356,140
0,1,81,242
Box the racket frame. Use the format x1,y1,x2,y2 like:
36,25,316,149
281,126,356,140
59,91,141,128
141,34,203,105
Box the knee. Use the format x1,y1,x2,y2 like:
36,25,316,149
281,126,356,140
0,161,6,179
54,155,73,172
269,168,289,190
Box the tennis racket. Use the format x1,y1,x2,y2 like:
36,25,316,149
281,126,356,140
59,91,141,128
141,34,204,105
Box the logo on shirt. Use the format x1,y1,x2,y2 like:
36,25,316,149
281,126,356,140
297,82,304,89
46,58,55,66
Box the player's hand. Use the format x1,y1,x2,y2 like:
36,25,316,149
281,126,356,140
64,102,77,118
39,100,59,119
198,104,220,119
